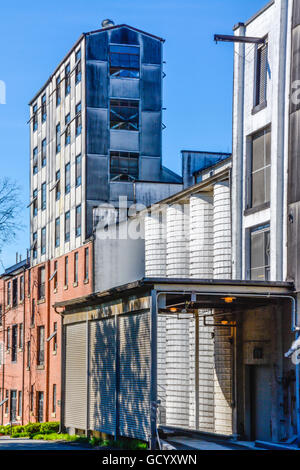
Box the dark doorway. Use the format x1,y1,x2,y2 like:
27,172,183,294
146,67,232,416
10,390,17,423
248,366,272,441
37,392,44,423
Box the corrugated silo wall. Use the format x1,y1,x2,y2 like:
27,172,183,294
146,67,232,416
287,0,300,292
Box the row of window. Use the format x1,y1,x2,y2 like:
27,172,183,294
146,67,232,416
2,385,57,421
56,102,82,154
4,323,23,363
6,275,25,308
32,49,81,132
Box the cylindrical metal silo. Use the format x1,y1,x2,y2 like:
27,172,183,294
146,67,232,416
166,204,189,278
189,193,213,278
213,182,231,279
144,211,166,277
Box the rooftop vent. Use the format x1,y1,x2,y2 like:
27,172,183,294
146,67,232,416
101,19,115,28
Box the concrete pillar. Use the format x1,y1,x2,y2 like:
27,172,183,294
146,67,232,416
145,211,166,278
166,204,189,278
189,194,213,278
213,182,232,279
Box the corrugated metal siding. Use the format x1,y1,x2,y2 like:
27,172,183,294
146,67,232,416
89,318,116,434
65,322,87,430
118,312,151,441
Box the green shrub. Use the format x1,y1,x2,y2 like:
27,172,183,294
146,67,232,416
12,432,30,438
0,426,11,435
24,423,42,435
40,422,59,434
11,425,25,436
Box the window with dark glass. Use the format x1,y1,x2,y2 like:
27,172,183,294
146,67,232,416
19,323,23,349
64,256,68,286
110,100,139,131
5,390,9,414
54,261,58,290
110,151,139,180
42,139,46,167
33,189,38,216
250,224,270,281
42,93,47,122
18,391,22,418
254,40,268,108
33,147,38,174
41,227,46,255
55,217,60,248
76,205,81,237
75,49,81,84
75,102,82,135
31,299,35,327
27,341,31,369
10,390,17,421
65,163,70,194
56,76,61,106
65,211,70,242
32,103,38,131
7,281,11,306
65,63,70,96
32,232,37,259
38,266,45,300
11,325,17,362
20,276,24,302
84,247,89,282
0,305,2,326
55,170,61,200
248,127,271,209
109,44,139,78
37,326,45,366
12,278,18,307
30,385,34,412
75,154,81,186
7,327,10,350
65,113,70,145
56,123,61,153
74,252,78,283
53,384,57,413
41,182,46,211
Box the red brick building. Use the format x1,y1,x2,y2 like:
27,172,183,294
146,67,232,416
0,242,93,425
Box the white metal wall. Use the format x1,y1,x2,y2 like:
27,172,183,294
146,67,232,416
166,204,189,278
189,194,213,278
145,212,166,277
213,182,232,279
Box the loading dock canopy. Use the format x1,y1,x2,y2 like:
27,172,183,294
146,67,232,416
54,277,295,313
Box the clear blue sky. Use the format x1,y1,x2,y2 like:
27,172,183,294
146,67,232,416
0,0,267,269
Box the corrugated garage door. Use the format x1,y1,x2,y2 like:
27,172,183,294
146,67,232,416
65,322,87,430
118,312,151,441
89,318,116,435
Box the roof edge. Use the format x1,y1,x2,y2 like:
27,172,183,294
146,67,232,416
233,0,275,31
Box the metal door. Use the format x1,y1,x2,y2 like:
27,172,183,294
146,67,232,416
250,366,272,441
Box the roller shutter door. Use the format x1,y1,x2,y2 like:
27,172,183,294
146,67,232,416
118,312,151,441
64,322,87,429
89,318,116,435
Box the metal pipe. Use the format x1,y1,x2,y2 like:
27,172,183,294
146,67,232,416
296,331,300,448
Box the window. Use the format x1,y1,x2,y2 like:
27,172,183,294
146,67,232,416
56,123,61,153
30,385,34,412
65,162,70,194
32,103,38,131
65,211,70,242
18,391,22,418
53,384,57,413
42,139,46,167
109,44,139,78
54,261,58,290
33,147,38,174
32,232,37,259
84,247,89,282
11,325,17,362
55,217,60,248
7,327,10,349
65,113,70,145
0,305,2,326
248,127,271,209
7,281,11,306
53,323,57,352
12,278,18,307
33,189,38,217
20,276,24,302
28,270,31,296
10,390,17,422
5,390,9,414
38,266,45,300
75,102,82,135
55,170,61,200
110,99,139,131
41,227,46,255
41,182,46,210
76,205,81,237
42,93,47,122
27,341,31,369
37,326,45,365
64,256,68,286
250,224,270,281
19,323,23,349
56,76,61,106
254,40,268,108
75,154,81,186
110,151,139,180
65,63,70,96
75,49,81,84
31,299,35,327
74,252,78,283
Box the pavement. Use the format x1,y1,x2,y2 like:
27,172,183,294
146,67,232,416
0,435,92,450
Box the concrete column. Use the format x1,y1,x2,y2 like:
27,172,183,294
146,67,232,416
189,194,213,279
213,182,232,279
145,211,166,277
166,204,189,278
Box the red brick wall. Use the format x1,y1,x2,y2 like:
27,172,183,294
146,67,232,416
0,241,93,425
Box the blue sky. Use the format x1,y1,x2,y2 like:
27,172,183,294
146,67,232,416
0,0,267,269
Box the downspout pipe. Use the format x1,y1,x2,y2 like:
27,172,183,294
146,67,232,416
296,330,300,448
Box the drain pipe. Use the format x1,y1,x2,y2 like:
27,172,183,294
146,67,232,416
296,330,300,448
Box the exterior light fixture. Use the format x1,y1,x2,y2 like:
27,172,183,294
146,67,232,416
222,296,236,304
169,307,178,312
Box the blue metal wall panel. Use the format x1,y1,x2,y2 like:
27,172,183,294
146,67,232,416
110,130,139,152
141,36,161,64
141,65,161,111
86,61,108,108
86,31,108,60
86,154,109,200
140,112,161,157
110,78,140,99
86,108,108,155
109,27,139,45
